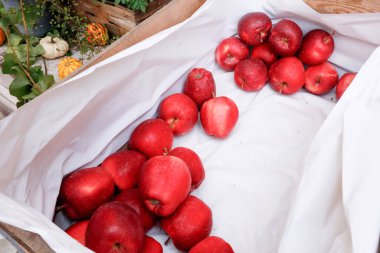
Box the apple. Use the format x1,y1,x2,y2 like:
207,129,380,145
298,29,334,65
141,236,163,253
138,155,191,216
85,201,144,253
158,93,198,135
129,118,174,157
215,37,249,71
238,12,272,46
234,58,268,92
269,19,303,56
184,68,216,109
189,236,234,253
268,57,305,95
250,42,278,67
101,150,146,191
200,96,239,138
114,189,157,232
58,167,114,220
169,147,205,190
336,72,357,100
160,195,213,251
304,62,339,95
65,220,89,246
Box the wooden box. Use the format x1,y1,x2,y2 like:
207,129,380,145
74,0,173,36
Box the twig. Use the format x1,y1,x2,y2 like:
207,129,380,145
19,0,30,70
43,57,48,75
49,0,69,15
5,28,43,94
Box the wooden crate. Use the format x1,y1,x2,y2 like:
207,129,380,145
74,0,173,36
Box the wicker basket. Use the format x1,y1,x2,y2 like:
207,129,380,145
74,0,173,36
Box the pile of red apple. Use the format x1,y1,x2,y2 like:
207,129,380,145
57,66,237,252
215,12,356,99
56,11,359,253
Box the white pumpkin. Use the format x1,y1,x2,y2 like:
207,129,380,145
39,36,69,59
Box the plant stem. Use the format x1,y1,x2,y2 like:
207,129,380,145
19,0,30,70
6,27,43,94
49,0,68,15
43,57,48,75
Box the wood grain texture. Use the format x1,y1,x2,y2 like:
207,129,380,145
0,222,54,253
304,0,380,13
60,0,206,83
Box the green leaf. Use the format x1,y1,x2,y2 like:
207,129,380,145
29,66,43,82
2,54,19,75
29,44,45,57
9,72,31,99
4,10,22,27
38,75,55,91
132,1,139,10
9,33,24,46
22,91,38,100
29,35,40,46
16,100,26,108
6,44,27,63
115,0,121,5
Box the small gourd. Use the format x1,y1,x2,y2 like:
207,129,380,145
58,57,82,80
86,23,109,46
39,36,69,59
0,27,5,46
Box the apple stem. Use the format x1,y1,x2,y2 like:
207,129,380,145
169,118,178,129
163,147,169,155
240,79,245,89
330,30,336,36
164,237,171,245
212,92,216,98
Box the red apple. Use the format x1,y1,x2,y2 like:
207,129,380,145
169,147,205,190
238,12,272,46
234,58,268,92
114,189,157,232
200,96,239,138
184,68,216,109
58,167,114,220
160,195,213,251
85,201,144,253
101,150,146,191
268,57,305,95
65,220,89,246
304,62,339,95
298,29,334,65
269,19,303,56
250,42,278,67
158,93,198,136
215,37,249,71
138,155,191,216
336,72,357,100
129,118,174,157
189,236,234,253
141,236,163,253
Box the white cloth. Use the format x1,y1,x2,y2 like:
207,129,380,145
0,0,380,252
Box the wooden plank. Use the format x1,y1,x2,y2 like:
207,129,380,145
0,222,54,253
61,0,206,82
304,0,380,13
